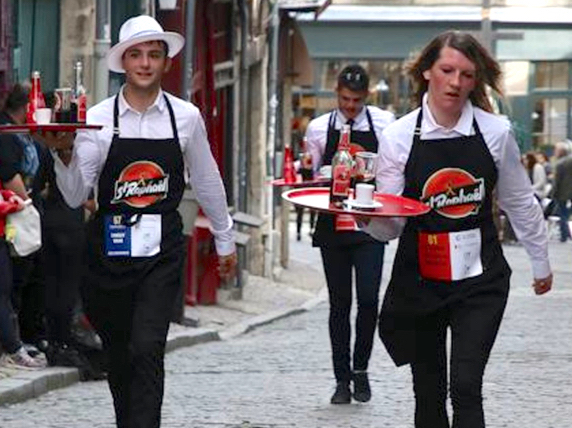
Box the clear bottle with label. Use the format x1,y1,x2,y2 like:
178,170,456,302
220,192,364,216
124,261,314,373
73,61,87,123
299,137,314,181
26,71,46,124
329,124,353,207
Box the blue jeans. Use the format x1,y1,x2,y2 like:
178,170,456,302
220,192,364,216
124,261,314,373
557,200,571,242
0,239,21,354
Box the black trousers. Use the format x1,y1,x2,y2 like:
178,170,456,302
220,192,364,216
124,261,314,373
410,283,509,428
11,251,46,345
82,249,183,428
43,226,85,345
0,239,20,353
295,206,316,235
320,241,385,382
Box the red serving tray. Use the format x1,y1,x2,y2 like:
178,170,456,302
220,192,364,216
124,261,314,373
0,123,103,133
270,175,330,187
282,187,430,217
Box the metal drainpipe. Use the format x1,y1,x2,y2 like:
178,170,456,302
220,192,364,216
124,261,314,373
183,0,197,101
265,0,280,278
94,0,111,104
30,0,37,72
238,0,249,213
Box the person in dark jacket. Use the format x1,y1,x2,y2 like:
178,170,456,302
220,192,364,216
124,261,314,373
0,84,45,369
0,83,47,356
551,141,572,242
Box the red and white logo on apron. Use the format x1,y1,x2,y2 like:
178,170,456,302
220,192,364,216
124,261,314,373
421,168,484,219
111,161,169,208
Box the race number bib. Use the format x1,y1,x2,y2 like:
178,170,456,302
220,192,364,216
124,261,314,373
418,228,483,282
104,214,162,257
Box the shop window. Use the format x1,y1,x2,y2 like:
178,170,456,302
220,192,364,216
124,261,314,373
532,98,568,147
535,61,569,90
309,59,410,116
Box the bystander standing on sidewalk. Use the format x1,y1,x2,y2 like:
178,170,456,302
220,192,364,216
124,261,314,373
38,15,236,428
0,184,44,370
0,84,47,365
364,30,552,428
552,141,572,242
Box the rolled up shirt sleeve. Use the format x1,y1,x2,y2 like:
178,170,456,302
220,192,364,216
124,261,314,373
305,119,326,173
496,125,551,279
363,124,407,241
185,112,235,256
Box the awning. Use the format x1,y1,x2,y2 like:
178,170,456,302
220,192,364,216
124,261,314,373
295,5,572,24
280,0,331,16
295,5,572,61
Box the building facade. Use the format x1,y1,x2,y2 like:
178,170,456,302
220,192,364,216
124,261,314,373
294,1,572,152
1,1,297,287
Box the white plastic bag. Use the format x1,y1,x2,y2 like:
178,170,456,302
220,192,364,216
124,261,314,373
5,199,42,257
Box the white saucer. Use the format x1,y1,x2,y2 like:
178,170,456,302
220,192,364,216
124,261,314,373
343,198,383,210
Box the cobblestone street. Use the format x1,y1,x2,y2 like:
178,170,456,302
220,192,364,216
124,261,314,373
0,230,571,427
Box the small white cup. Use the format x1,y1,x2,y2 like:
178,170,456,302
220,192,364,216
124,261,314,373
35,108,52,125
355,183,375,205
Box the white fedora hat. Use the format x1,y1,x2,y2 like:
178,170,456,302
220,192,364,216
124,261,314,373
107,15,185,73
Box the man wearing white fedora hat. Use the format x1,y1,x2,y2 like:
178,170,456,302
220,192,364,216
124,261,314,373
39,14,236,428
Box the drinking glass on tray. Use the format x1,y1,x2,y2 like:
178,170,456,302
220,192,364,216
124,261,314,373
354,151,377,185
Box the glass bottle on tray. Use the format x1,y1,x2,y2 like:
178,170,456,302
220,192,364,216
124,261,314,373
299,137,314,181
329,124,352,207
26,71,46,124
72,61,87,123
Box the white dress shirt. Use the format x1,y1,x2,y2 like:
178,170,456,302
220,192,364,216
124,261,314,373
305,105,395,171
366,94,551,279
53,87,235,256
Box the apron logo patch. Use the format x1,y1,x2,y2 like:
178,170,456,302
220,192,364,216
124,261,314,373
421,168,484,219
112,161,169,208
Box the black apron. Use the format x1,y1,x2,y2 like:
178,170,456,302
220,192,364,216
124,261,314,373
380,109,511,366
86,94,185,289
312,108,380,247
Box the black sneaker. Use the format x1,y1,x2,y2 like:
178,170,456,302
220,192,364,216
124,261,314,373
352,371,371,402
330,381,351,404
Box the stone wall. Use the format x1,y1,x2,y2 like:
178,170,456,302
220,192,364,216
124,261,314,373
59,0,95,106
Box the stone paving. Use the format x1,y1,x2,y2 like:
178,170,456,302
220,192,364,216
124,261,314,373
0,220,571,427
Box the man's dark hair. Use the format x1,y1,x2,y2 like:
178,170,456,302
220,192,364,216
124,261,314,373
161,40,169,56
337,64,369,93
3,83,28,113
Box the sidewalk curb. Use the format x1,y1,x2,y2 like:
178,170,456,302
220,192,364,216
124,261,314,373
0,288,327,408
0,367,79,406
218,286,328,341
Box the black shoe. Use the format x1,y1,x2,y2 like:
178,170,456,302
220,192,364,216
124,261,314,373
46,343,85,368
47,343,106,382
296,232,301,241
330,381,351,404
352,371,371,402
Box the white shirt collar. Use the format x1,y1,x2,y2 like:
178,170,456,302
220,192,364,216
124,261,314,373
118,86,166,116
336,106,367,126
421,93,474,136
